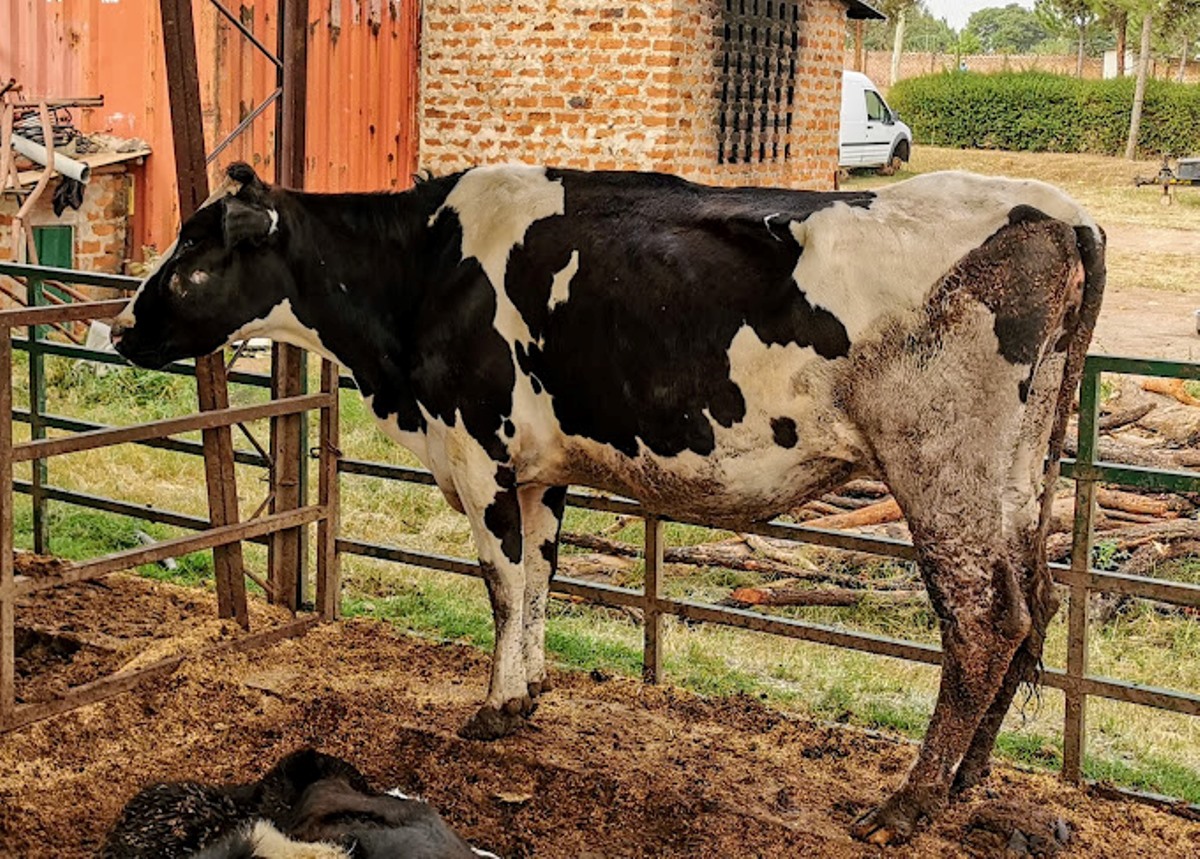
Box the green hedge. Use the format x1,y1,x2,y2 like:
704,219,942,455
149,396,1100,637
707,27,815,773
888,71,1200,157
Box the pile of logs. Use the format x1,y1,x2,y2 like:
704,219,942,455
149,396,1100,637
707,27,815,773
559,377,1200,618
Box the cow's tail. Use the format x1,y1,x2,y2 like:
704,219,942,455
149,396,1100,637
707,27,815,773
1025,222,1106,681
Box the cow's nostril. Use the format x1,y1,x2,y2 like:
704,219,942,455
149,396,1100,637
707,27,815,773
110,321,127,347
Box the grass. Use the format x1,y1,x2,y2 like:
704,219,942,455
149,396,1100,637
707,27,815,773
8,147,1200,805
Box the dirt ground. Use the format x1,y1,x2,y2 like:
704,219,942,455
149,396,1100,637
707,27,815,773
1,579,1198,858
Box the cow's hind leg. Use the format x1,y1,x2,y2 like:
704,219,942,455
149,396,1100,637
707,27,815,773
846,217,1088,843
519,485,567,701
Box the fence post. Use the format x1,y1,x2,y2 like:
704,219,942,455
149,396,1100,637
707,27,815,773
27,278,48,553
1,322,16,727
643,516,664,684
1063,362,1100,782
315,360,341,621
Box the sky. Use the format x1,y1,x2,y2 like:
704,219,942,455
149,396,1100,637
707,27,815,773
921,0,1036,32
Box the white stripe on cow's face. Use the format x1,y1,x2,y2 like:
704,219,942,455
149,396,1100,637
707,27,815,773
228,298,337,362
434,164,565,348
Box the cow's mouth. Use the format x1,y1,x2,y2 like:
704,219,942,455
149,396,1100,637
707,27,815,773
112,337,172,371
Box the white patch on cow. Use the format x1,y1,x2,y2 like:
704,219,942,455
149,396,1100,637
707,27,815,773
189,270,209,286
472,849,503,859
338,281,348,293
790,171,1095,342
547,250,579,311
434,164,565,348
386,787,419,801
267,208,280,235
362,393,432,473
248,820,348,859
228,298,337,362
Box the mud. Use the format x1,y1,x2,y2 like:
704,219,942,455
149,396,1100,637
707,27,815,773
1,581,1198,858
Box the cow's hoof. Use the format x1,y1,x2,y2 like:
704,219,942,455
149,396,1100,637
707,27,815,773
457,700,531,741
850,790,942,845
951,758,992,796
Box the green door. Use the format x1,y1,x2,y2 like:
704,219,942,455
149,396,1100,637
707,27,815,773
33,225,74,269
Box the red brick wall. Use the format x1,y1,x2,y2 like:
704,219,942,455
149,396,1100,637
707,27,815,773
0,166,133,273
420,0,848,190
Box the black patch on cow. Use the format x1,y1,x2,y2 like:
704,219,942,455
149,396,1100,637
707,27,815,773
530,376,543,394
1007,204,1053,227
405,207,516,462
495,465,517,489
502,171,868,458
484,488,523,563
770,416,799,448
539,540,558,566
503,419,516,437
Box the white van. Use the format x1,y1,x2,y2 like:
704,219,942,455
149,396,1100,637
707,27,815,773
839,70,912,173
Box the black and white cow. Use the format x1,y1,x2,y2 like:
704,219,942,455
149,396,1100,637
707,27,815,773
111,162,1104,844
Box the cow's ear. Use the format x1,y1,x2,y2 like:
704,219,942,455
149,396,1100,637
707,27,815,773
223,197,275,247
226,162,263,189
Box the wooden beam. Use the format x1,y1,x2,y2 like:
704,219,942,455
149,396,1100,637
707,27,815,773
158,0,249,627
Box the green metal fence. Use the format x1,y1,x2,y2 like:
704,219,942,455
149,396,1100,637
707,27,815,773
2,261,1199,804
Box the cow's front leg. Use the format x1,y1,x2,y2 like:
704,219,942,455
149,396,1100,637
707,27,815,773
519,485,566,701
456,467,533,741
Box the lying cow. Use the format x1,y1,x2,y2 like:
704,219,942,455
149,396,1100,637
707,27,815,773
111,162,1104,844
102,748,496,859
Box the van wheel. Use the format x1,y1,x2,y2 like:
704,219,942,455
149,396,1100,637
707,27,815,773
877,155,903,177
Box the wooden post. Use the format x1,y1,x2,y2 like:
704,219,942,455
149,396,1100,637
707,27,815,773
1063,367,1100,782
159,0,249,628
854,20,865,72
268,0,310,611
316,360,341,620
1,323,15,728
643,516,665,684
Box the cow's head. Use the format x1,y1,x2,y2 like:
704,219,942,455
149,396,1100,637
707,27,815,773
111,163,293,369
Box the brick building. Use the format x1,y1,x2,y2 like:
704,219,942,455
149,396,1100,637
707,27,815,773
0,152,147,274
420,0,883,190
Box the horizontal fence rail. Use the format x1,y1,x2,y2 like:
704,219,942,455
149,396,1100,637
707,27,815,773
2,263,1199,812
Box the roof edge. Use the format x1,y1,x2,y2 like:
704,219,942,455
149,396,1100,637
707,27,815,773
845,0,886,21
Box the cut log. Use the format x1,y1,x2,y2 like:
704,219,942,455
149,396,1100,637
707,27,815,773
1096,487,1178,519
1142,377,1200,407
560,532,885,588
803,498,903,530
1121,539,1200,576
1064,432,1200,471
1099,402,1154,432
841,479,890,498
728,581,925,607
1047,518,1200,561
819,493,881,511
559,553,635,583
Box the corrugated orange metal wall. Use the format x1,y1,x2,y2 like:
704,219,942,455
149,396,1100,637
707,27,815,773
2,0,420,254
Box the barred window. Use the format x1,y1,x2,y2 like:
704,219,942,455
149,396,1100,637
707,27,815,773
716,0,803,165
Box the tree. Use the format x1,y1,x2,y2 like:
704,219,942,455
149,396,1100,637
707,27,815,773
1091,1,1131,75
1126,7,1154,158
1036,0,1099,74
965,3,1054,53
860,2,954,53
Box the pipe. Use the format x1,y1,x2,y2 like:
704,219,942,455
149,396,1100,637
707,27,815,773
10,134,90,183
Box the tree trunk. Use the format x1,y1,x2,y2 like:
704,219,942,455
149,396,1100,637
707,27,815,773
854,19,865,72
1179,37,1189,83
891,8,907,87
1077,25,1086,78
1125,13,1153,160
1116,11,1127,77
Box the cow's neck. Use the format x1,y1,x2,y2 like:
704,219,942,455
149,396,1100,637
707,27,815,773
269,185,445,404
